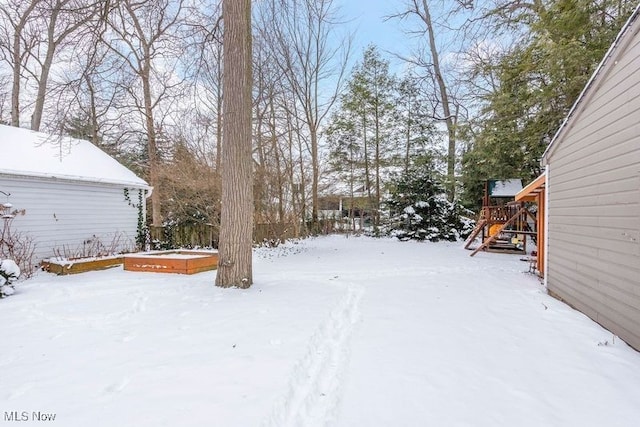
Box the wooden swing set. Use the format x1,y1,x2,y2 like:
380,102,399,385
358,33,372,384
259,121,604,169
464,176,546,276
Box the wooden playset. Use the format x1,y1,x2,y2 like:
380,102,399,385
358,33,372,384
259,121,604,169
464,179,537,256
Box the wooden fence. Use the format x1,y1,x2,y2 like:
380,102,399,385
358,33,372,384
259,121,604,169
150,222,300,249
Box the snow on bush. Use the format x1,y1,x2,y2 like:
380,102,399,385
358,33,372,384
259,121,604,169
0,258,20,298
383,166,475,242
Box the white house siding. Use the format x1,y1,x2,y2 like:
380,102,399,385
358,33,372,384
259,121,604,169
544,19,640,350
0,174,145,261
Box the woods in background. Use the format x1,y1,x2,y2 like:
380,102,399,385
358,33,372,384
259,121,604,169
0,0,635,245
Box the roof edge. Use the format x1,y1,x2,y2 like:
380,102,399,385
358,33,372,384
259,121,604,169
0,169,150,190
515,173,546,202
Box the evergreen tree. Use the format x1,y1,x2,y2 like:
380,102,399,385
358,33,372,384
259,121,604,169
395,74,437,173
327,46,433,230
461,0,635,209
384,161,474,242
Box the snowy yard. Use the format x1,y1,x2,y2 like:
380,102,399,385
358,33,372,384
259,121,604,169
2,235,640,427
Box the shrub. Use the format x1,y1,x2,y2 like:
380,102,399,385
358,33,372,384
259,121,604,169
383,166,475,242
0,259,20,298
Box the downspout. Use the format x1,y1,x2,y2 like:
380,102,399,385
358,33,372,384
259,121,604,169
544,164,550,287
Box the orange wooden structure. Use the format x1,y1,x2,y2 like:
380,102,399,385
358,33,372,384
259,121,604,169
464,179,533,256
515,173,546,276
124,250,218,274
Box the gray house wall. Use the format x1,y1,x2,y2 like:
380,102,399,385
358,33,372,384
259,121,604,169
543,14,640,350
1,174,146,261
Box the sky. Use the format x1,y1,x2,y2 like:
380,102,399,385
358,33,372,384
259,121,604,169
335,0,415,72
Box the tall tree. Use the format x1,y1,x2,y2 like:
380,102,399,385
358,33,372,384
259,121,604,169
215,0,253,288
353,46,396,229
264,0,350,231
0,0,41,127
325,108,362,232
30,0,101,131
189,2,223,171
460,0,636,208
395,74,435,173
326,46,397,230
104,0,186,231
0,0,105,130
394,0,463,201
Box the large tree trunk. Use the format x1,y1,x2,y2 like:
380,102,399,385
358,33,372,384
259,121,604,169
216,0,253,288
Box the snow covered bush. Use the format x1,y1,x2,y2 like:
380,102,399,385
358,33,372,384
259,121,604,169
383,166,475,242
0,258,20,298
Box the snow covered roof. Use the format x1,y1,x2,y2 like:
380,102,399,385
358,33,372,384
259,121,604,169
0,125,149,189
489,179,523,197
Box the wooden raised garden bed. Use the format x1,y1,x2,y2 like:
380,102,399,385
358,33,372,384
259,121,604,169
42,256,124,275
123,250,218,274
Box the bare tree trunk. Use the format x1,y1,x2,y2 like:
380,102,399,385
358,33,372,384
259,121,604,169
104,0,186,229
265,0,349,233
310,130,319,229
361,111,372,216
348,143,355,233
374,89,381,230
11,29,22,127
31,17,56,131
31,0,97,131
141,59,162,227
297,128,307,234
404,92,412,173
285,119,300,235
419,0,456,201
254,87,267,220
269,96,285,223
85,75,99,145
8,0,41,127
216,0,253,288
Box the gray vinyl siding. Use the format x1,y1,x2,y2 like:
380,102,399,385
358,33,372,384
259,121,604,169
0,174,145,261
545,24,640,350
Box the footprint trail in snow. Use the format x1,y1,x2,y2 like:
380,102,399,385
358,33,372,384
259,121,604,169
263,282,363,427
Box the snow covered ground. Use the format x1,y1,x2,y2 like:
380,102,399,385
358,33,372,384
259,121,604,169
2,235,640,427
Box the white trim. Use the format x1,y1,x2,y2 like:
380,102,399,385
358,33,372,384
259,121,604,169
544,164,550,287
0,170,150,190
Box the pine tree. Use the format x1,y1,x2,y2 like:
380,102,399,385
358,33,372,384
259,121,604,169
384,162,474,242
461,0,635,209
326,46,398,230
